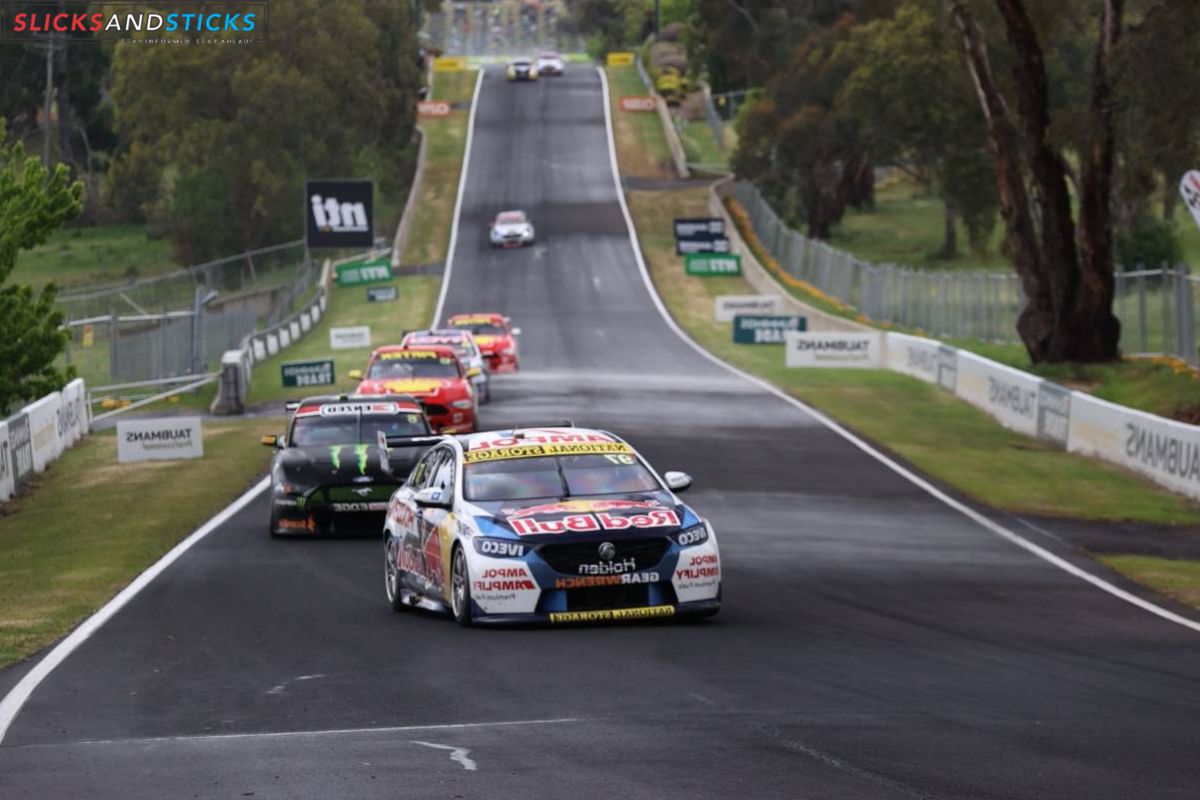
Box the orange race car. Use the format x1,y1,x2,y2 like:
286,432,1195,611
445,313,521,373
350,345,479,434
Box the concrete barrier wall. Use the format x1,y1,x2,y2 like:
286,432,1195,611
885,333,942,384
954,351,1042,438
1068,391,1200,499
0,379,90,500
0,421,12,502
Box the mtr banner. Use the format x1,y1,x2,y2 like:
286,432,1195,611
306,180,373,248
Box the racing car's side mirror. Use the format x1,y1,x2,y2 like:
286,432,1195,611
348,369,363,380
663,471,693,493
511,327,522,336
261,435,280,448
414,486,452,509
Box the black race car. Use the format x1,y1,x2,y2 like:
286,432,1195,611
262,394,441,536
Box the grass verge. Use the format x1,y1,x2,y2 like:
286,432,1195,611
401,70,477,266
0,418,279,668
606,66,673,180
1098,555,1200,609
14,224,176,290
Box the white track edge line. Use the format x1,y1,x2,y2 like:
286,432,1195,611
0,476,273,745
594,66,1200,635
14,716,582,750
432,68,485,328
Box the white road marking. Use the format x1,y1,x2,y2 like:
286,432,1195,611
594,66,1200,635
0,477,272,745
412,740,478,771
265,673,327,695
6,717,581,750
432,67,485,328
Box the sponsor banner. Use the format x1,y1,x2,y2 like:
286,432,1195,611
60,378,89,446
367,285,398,303
306,179,373,248
619,95,656,112
463,442,633,464
937,345,959,392
1068,392,1200,500
1037,382,1071,445
281,358,335,388
252,338,267,361
0,420,12,502
336,256,392,286
289,320,301,340
785,332,882,369
715,294,781,322
417,100,452,117
433,55,467,72
279,327,292,348
605,51,635,67
674,217,730,256
685,253,739,274
733,315,806,345
22,392,63,473
117,416,204,463
266,332,279,355
885,332,941,383
1180,170,1200,232
5,413,34,491
300,311,312,333
330,325,371,350
549,605,675,623
955,351,1041,437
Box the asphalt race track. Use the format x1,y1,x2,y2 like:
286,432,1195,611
3,67,1200,799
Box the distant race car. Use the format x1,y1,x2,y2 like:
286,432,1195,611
382,426,722,625
351,345,479,434
401,328,491,404
489,210,535,248
262,395,438,537
506,57,538,81
446,313,521,372
535,51,565,76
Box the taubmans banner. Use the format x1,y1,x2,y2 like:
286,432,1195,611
117,417,204,463
306,180,373,248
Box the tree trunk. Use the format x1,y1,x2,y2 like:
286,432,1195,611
940,198,958,259
950,0,1121,363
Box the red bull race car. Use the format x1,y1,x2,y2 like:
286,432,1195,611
381,426,722,626
445,313,521,372
351,345,479,434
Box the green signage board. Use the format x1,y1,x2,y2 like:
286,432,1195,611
281,358,335,388
685,253,742,276
336,256,392,286
367,284,398,303
732,314,807,344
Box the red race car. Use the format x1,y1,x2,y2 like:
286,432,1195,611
350,346,478,434
445,313,521,373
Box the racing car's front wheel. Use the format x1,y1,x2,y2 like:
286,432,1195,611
450,546,473,627
384,536,408,613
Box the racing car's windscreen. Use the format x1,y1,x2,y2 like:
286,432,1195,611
291,413,429,446
367,357,461,380
451,321,505,336
464,454,660,501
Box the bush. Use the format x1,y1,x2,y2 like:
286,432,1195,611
1117,217,1182,270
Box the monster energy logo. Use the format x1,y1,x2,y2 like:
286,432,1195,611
329,444,372,474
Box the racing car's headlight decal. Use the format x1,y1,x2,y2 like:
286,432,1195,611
450,399,474,409
473,537,528,558
674,524,708,548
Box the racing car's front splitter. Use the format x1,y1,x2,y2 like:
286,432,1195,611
469,599,720,626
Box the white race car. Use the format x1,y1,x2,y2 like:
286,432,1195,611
382,427,722,626
535,51,565,76
489,210,535,248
